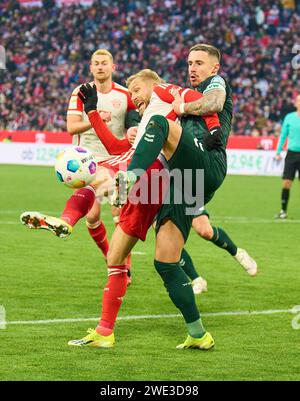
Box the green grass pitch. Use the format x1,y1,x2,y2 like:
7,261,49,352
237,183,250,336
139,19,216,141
0,165,300,381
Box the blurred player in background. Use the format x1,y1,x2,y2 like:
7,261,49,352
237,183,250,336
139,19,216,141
191,207,256,276
275,94,300,219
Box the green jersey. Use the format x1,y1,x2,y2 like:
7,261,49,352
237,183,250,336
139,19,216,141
181,75,233,149
155,76,233,242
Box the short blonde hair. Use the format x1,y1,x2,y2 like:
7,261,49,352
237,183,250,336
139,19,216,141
91,49,114,63
189,44,221,62
126,69,164,87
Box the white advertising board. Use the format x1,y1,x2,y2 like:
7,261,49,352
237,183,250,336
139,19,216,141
0,143,286,176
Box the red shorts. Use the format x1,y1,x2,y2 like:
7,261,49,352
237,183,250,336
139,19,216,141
119,159,169,241
98,160,120,176
98,149,134,177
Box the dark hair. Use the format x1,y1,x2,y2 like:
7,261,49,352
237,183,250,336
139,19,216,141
189,44,221,62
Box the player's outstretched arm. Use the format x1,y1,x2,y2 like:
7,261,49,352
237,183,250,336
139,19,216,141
172,86,222,151
88,110,132,154
78,84,132,155
179,88,226,116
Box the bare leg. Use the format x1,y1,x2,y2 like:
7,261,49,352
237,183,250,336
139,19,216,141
155,219,184,262
107,225,139,266
192,214,213,240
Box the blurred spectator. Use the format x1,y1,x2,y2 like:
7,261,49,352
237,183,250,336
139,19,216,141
0,0,299,136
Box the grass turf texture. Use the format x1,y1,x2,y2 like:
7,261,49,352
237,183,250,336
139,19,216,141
0,165,300,381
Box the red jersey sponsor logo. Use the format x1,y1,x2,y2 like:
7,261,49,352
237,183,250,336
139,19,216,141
112,99,122,109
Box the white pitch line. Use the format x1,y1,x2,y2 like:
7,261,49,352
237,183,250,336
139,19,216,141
212,216,300,224
2,217,300,225
3,308,295,326
0,210,61,215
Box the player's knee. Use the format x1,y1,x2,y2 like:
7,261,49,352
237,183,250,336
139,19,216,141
86,209,100,224
155,246,181,263
86,216,100,226
283,180,292,189
195,224,213,240
107,250,126,266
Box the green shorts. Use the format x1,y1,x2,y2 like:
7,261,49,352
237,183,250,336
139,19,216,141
193,206,210,219
155,182,193,242
155,128,226,242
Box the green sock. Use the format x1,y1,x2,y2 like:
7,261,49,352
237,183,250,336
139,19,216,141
127,115,169,178
187,318,206,338
211,226,238,256
154,259,200,325
179,249,199,281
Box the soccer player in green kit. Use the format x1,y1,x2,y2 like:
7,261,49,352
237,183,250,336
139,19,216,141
174,44,256,277
275,94,300,219
116,44,234,349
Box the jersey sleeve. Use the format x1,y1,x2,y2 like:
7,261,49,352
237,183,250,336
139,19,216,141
67,87,83,116
202,75,226,95
181,88,203,102
153,83,183,103
154,84,204,104
88,110,131,154
180,87,220,130
276,115,290,153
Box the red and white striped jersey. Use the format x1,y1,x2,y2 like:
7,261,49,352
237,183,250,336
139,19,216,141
102,83,201,170
67,81,136,161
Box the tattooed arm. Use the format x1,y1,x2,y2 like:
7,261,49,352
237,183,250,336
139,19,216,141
183,89,226,116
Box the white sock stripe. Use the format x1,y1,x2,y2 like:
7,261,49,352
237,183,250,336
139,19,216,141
108,268,123,272
108,270,128,276
86,185,96,194
108,268,128,273
86,220,102,229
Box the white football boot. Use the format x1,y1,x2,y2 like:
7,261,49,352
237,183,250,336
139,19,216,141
275,210,287,220
192,276,208,295
20,211,72,238
234,248,258,276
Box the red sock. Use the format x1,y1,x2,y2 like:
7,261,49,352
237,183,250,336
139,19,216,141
61,186,95,226
87,221,109,258
96,265,128,336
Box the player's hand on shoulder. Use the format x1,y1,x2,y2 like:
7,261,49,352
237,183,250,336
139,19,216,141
171,88,185,116
78,83,98,114
126,126,138,145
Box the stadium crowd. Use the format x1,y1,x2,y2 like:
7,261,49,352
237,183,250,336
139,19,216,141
0,0,300,135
